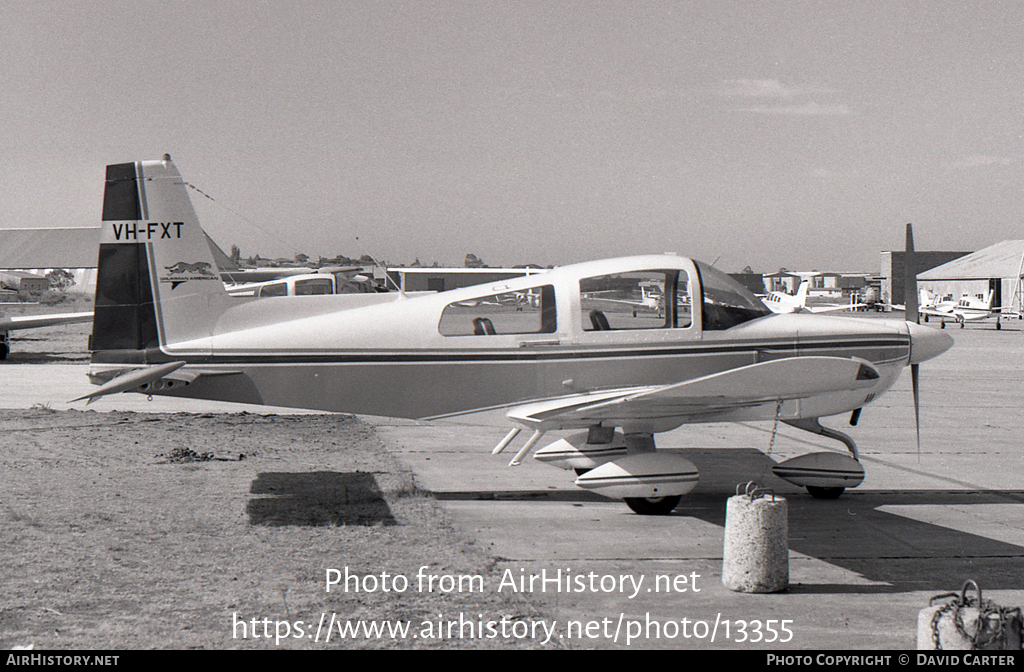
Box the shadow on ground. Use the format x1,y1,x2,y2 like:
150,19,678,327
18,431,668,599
426,448,1024,594
248,471,396,526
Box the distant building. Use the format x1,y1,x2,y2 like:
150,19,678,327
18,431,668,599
762,271,801,294
0,271,49,293
880,250,971,307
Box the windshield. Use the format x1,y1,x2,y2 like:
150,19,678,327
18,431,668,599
695,261,771,330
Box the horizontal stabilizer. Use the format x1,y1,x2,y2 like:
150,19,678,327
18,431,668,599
72,361,187,403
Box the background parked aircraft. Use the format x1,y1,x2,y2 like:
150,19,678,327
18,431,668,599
0,310,93,360
921,288,1005,329
760,280,864,314
224,268,386,297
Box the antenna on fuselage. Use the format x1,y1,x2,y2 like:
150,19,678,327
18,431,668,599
363,254,406,297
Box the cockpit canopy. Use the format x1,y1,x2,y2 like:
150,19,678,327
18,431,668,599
694,261,771,330
434,256,771,338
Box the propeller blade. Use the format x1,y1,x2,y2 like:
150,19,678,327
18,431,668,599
911,363,921,458
905,223,918,324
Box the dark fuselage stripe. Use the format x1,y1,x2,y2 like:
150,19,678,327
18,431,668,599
92,337,909,366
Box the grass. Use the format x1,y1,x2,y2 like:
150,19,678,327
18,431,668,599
0,409,555,649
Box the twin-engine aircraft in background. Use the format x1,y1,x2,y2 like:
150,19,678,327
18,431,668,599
76,156,953,514
919,288,1005,329
760,280,865,315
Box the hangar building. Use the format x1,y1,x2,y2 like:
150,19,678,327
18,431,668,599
918,240,1024,316
0,227,238,298
0,227,100,296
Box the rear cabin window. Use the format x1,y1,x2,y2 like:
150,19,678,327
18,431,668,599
580,270,692,331
294,278,334,295
439,285,556,336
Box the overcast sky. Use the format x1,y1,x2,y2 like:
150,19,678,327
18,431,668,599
2,1,1022,271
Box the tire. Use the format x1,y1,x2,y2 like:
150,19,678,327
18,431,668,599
806,486,845,500
624,495,682,515
0,343,8,360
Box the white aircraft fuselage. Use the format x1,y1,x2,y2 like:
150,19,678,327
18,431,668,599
81,157,953,511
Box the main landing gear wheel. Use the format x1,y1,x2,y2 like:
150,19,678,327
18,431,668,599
806,486,845,500
624,495,682,515
0,343,8,360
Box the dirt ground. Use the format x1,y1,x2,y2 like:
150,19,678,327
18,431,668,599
2,305,559,652
0,407,559,649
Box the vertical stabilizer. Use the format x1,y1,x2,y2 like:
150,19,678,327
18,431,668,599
794,280,809,307
92,155,229,357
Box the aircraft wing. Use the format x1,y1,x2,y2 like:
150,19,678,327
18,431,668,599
221,266,363,284
505,356,880,430
583,295,646,308
805,303,866,313
959,310,999,321
0,311,93,332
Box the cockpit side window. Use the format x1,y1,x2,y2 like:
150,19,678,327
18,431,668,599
258,282,287,297
439,285,556,336
579,270,692,330
695,261,771,330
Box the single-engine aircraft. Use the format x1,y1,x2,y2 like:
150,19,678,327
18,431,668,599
582,278,666,320
77,156,953,514
761,280,864,315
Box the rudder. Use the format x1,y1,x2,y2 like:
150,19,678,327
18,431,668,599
92,155,229,359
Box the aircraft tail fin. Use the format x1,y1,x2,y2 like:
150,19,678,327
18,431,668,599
92,155,229,358
795,280,809,306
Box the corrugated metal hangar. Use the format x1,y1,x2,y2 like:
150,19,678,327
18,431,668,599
919,240,1024,315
